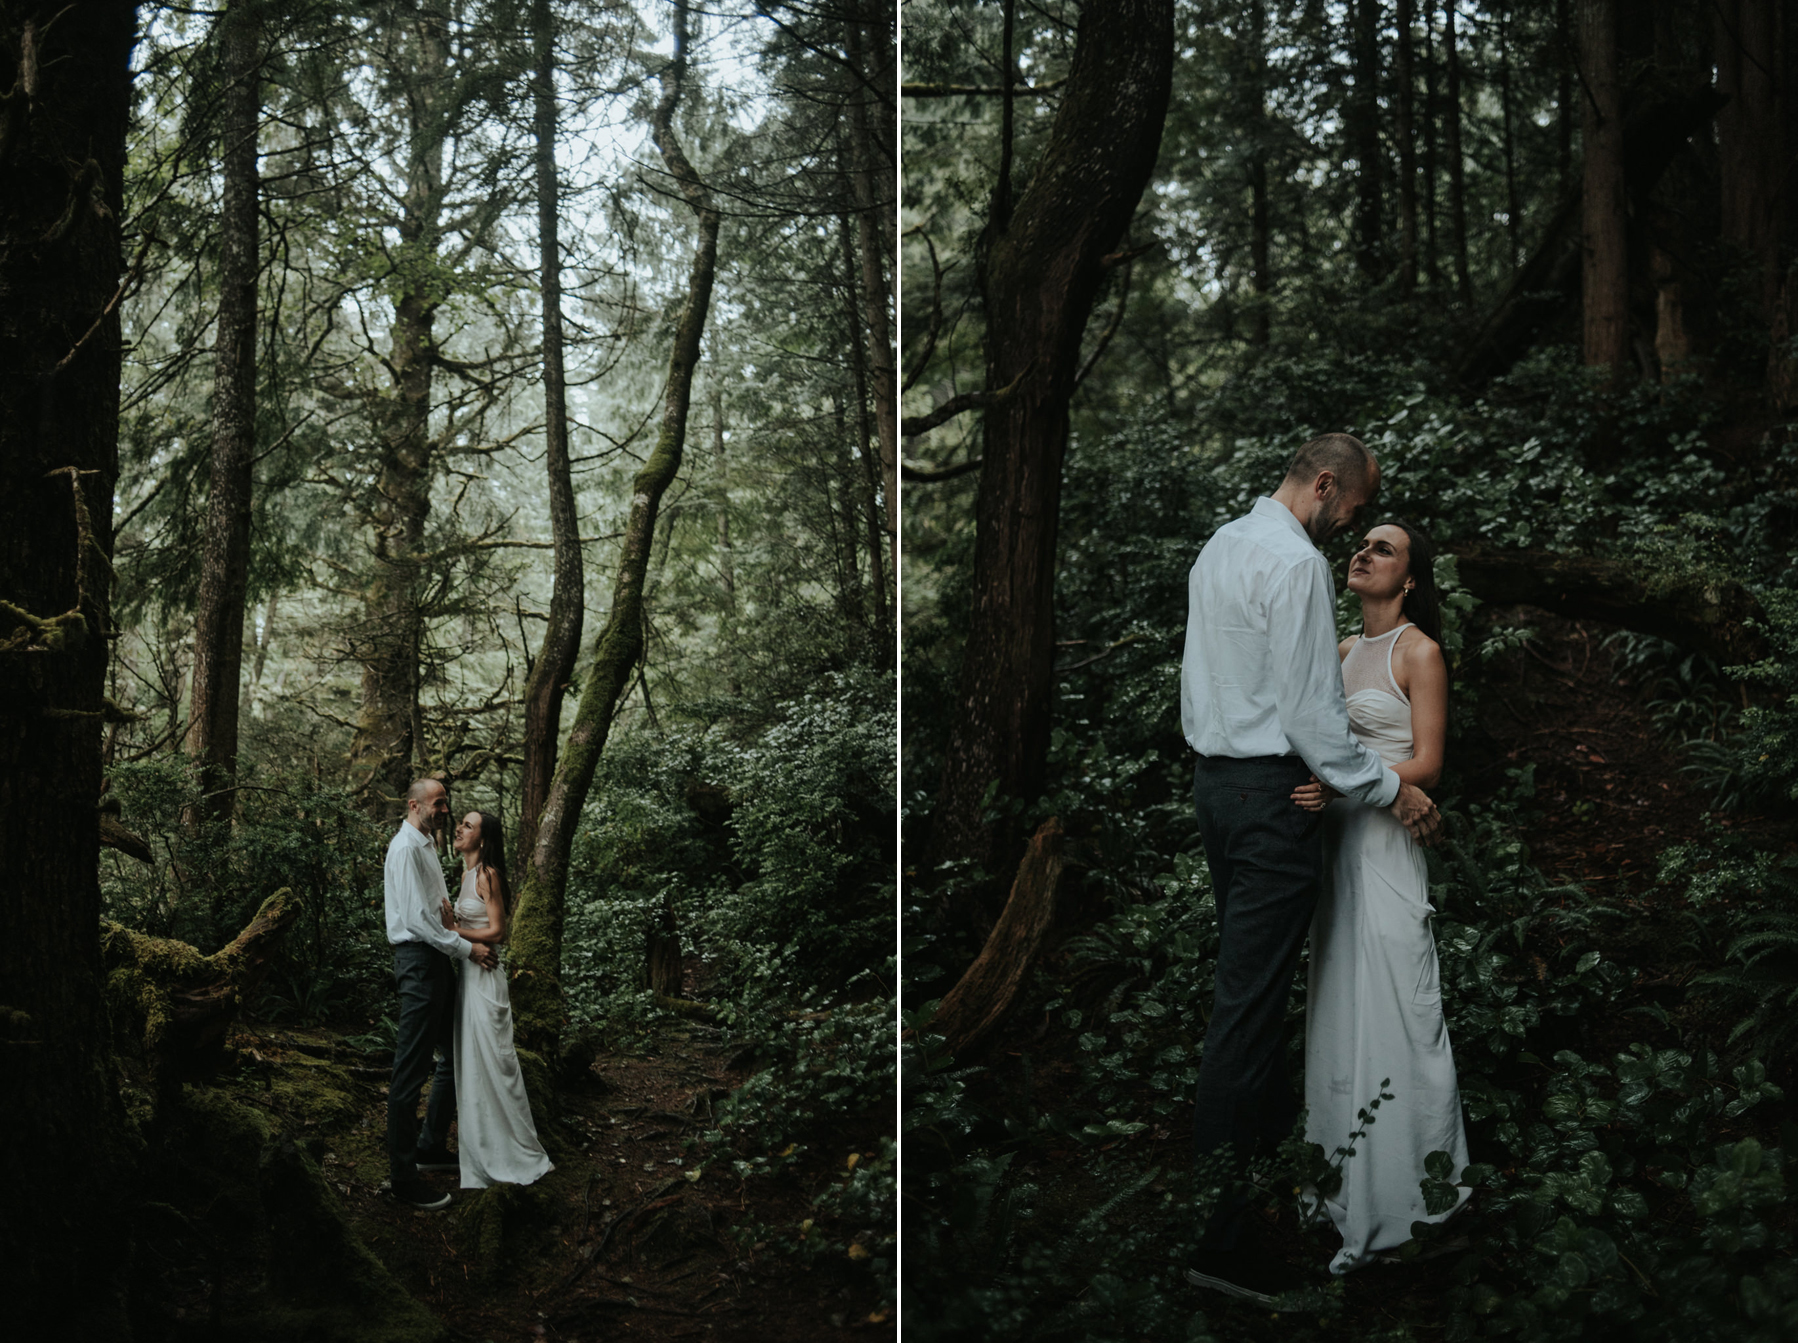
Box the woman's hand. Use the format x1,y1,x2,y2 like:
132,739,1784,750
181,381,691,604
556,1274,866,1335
440,897,455,930
1291,774,1339,812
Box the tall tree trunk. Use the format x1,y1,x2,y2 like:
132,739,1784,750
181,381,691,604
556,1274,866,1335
1396,0,1418,298
843,5,896,580
1498,2,1520,271
517,0,584,865
1579,0,1629,379
0,3,140,1330
839,201,892,658
1350,0,1384,281
709,385,741,694
1422,4,1442,293
1714,0,1797,409
1443,0,1472,305
508,2,719,1051
186,0,261,829
1247,0,1272,343
347,9,448,810
1556,0,1573,193
927,0,1174,887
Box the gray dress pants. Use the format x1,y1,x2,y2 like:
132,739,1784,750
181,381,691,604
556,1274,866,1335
1190,753,1323,1250
388,942,458,1184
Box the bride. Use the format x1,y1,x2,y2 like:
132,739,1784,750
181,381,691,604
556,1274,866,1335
1290,519,1471,1273
439,810,554,1189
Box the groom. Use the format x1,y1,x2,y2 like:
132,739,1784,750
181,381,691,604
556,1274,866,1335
1180,434,1439,1302
385,777,496,1210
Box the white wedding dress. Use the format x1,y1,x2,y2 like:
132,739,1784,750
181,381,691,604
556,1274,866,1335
453,866,554,1189
1305,623,1470,1273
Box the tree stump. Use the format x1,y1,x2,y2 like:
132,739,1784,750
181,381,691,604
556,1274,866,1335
926,817,1068,1055
102,887,300,1087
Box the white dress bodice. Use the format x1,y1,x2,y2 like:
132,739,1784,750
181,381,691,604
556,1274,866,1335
1341,624,1415,766
455,866,490,929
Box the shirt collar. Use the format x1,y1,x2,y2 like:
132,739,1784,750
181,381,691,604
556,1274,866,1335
399,820,433,847
1251,494,1312,544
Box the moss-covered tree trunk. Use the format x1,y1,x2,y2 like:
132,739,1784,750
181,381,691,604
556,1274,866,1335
185,0,261,827
516,0,584,865
347,7,448,811
926,0,1172,890
0,3,140,1331
1579,0,1628,380
508,0,720,1052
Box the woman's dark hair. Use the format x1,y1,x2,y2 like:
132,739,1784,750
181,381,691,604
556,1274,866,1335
475,811,512,916
1376,517,1443,650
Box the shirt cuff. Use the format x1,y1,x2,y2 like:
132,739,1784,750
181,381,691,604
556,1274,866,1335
1375,767,1401,808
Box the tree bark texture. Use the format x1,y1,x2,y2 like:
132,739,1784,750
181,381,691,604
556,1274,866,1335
927,0,1173,885
186,0,261,827
1246,0,1271,344
925,817,1067,1055
1579,0,1628,379
508,7,719,1052
347,8,449,811
1350,0,1384,281
843,4,897,581
1396,0,1418,298
1443,0,1472,305
839,201,892,658
1454,549,1767,666
517,0,584,866
1713,0,1797,408
0,3,139,1330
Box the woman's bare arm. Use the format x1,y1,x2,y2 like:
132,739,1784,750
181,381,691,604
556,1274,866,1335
447,868,508,944
1391,631,1447,788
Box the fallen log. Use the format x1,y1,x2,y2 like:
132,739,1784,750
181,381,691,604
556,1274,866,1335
924,817,1068,1056
1453,548,1768,665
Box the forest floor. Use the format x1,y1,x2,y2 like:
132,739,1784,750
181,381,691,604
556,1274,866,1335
970,613,1795,1340
143,987,893,1343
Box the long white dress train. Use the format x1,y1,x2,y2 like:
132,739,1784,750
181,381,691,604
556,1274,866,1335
1305,623,1470,1273
453,867,554,1189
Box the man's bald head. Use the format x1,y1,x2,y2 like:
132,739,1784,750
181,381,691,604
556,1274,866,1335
405,778,449,833
1282,433,1377,497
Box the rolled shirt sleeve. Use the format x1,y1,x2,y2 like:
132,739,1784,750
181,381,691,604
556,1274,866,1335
384,826,472,959
1268,557,1400,808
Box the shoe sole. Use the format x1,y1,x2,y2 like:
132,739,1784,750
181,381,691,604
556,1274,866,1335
1185,1268,1306,1313
400,1195,452,1210
1373,1234,1470,1266
415,1162,459,1172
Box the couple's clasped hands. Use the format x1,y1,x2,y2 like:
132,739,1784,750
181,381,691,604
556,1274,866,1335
441,897,499,969
1290,775,1442,844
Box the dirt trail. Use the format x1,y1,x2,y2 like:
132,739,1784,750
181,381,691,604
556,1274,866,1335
182,1015,892,1343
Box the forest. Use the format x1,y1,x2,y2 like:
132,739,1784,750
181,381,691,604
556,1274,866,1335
3,0,896,1337
900,0,1794,1339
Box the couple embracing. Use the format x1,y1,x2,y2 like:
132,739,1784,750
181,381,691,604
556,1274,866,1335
384,779,554,1209
1180,433,1470,1302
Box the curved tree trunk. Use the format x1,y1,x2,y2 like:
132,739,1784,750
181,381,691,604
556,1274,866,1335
925,817,1067,1055
0,3,139,1330
508,1,719,1052
517,0,584,866
927,0,1173,893
186,0,261,828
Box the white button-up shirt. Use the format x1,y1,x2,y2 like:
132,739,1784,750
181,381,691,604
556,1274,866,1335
1180,496,1399,808
384,820,473,958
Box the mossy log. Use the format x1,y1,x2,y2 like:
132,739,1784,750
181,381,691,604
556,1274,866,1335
925,817,1068,1055
1453,548,1768,665
102,887,300,1085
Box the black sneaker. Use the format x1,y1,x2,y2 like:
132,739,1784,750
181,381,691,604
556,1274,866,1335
415,1144,458,1173
1186,1245,1312,1310
392,1178,452,1210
